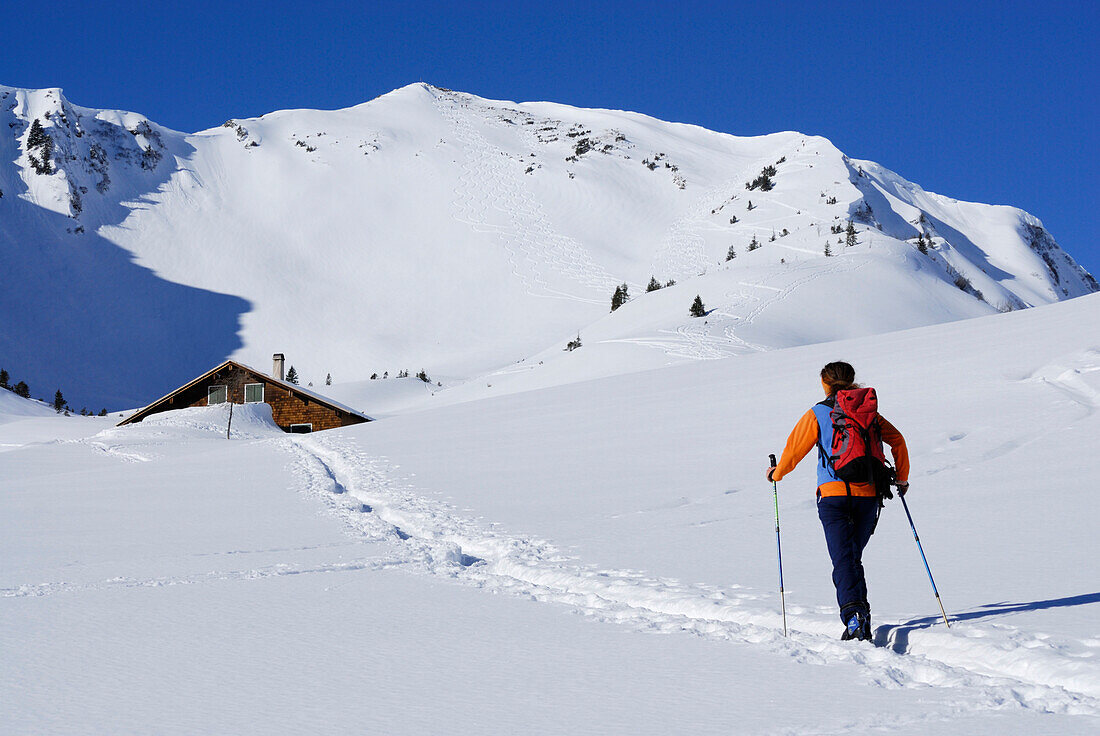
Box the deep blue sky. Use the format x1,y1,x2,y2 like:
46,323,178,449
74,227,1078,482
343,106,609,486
8,1,1098,274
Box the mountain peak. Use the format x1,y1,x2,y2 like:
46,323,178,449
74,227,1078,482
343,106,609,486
2,84,1095,410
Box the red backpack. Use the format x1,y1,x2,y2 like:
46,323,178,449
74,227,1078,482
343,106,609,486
828,387,888,485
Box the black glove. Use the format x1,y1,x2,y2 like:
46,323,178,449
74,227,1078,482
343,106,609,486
896,482,909,497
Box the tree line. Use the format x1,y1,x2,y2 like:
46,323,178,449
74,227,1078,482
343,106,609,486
0,367,106,416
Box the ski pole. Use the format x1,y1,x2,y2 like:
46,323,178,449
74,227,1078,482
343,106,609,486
769,453,787,637
899,493,951,628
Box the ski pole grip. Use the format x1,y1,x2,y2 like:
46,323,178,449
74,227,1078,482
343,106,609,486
769,453,777,467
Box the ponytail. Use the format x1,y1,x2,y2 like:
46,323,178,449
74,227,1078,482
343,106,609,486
821,361,859,396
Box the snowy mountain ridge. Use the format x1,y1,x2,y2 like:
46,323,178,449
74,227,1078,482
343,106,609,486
1,82,1096,410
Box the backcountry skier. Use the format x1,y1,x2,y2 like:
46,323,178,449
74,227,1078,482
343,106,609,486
766,361,909,641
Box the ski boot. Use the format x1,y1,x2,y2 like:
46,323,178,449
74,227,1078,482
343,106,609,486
840,604,871,642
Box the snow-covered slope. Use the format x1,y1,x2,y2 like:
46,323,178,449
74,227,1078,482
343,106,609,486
0,389,53,424
3,291,1099,734
2,83,1095,410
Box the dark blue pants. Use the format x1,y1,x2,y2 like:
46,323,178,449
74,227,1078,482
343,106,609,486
817,495,880,621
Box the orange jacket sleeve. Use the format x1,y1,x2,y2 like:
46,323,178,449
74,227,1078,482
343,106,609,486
772,409,819,482
879,416,909,483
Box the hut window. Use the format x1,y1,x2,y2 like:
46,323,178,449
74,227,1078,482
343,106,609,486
289,423,313,434
208,386,227,405
244,383,265,403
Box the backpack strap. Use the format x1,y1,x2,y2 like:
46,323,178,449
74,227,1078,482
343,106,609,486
814,397,835,469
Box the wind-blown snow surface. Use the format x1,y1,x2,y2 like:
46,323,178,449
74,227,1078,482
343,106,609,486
1,83,1095,410
3,294,1099,734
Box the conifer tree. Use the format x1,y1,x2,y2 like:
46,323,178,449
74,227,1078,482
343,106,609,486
26,119,54,174
286,366,299,384
917,235,929,255
53,389,66,413
824,241,833,257
726,245,737,261
646,276,661,292
99,408,107,416
27,119,47,148
0,368,8,389
325,373,332,386
690,295,707,318
747,234,760,251
611,283,629,312
13,381,29,398
845,221,858,247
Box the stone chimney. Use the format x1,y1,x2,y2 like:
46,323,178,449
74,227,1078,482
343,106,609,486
273,353,285,381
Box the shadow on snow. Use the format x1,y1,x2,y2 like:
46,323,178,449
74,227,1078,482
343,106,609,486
0,133,249,412
875,591,1100,652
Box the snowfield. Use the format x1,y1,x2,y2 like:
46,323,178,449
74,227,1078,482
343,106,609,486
3,292,1099,734
1,83,1095,413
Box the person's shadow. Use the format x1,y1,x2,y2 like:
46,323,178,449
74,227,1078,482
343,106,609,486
874,592,1100,652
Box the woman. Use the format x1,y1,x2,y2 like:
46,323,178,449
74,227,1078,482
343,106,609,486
766,361,909,641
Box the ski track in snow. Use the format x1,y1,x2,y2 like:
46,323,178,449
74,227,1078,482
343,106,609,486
648,140,820,282
6,427,1098,717
1028,349,1100,416
650,166,759,282
433,90,620,303
275,434,1100,717
604,257,866,361
3,557,405,598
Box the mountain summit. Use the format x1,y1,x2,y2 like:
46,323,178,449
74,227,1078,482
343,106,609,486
2,83,1095,409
